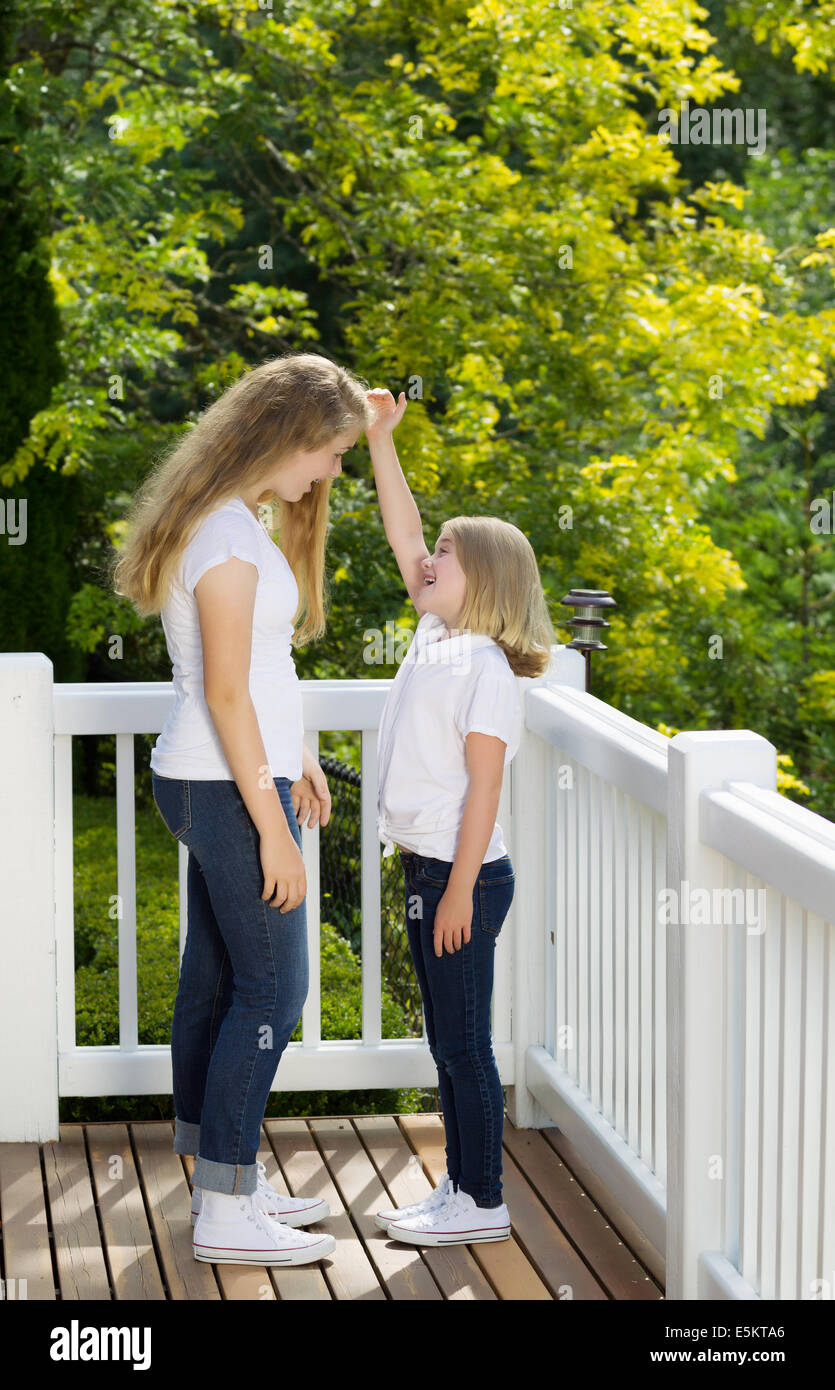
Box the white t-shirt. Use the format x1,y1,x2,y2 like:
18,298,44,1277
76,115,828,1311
376,611,523,863
150,497,304,781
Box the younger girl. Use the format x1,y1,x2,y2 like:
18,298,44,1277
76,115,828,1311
365,388,554,1245
112,352,373,1267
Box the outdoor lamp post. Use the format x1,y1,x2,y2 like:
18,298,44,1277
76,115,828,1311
560,589,617,693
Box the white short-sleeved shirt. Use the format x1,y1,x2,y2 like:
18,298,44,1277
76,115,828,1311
149,496,304,781
376,611,523,863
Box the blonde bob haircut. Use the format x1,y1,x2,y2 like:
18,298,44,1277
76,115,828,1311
439,515,555,679
110,352,374,647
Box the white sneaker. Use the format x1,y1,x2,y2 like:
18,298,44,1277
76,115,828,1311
373,1172,454,1231
191,1160,330,1228
387,1188,510,1246
193,1189,335,1266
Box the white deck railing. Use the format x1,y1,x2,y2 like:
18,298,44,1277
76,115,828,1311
697,777,835,1302
2,648,833,1301
515,684,670,1257
49,678,491,1096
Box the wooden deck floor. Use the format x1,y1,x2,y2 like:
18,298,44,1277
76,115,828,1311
0,1113,664,1301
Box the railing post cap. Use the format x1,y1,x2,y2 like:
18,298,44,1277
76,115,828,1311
0,652,54,671
669,729,775,752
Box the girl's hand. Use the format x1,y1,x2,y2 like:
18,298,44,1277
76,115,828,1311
365,388,407,438
260,828,307,912
290,752,331,828
433,886,473,957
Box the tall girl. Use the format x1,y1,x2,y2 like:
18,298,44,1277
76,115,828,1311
366,388,554,1245
112,352,373,1267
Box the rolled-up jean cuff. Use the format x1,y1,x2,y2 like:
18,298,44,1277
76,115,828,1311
173,1117,202,1156
191,1154,258,1197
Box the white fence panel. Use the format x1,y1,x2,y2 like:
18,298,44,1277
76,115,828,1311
699,777,835,1302
517,678,669,1255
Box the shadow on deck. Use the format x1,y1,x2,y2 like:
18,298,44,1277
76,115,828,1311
0,1113,664,1301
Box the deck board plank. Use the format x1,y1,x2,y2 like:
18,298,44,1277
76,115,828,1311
247,1137,332,1301
45,1125,110,1300
498,1139,610,1300
502,1124,663,1300
398,1113,553,1301
86,1124,166,1300
540,1127,665,1289
266,1118,385,1300
355,1114,498,1300
0,1141,56,1300
0,1116,658,1301
310,1118,443,1300
131,1123,219,1301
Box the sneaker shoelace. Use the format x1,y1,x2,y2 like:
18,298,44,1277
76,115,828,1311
256,1160,314,1212
402,1174,451,1215
425,1179,454,1213
247,1192,302,1244
413,1187,465,1227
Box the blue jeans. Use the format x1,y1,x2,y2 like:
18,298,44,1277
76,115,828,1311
399,849,515,1208
151,772,308,1197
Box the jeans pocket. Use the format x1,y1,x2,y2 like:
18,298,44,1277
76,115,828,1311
477,873,514,936
416,858,453,888
152,774,192,841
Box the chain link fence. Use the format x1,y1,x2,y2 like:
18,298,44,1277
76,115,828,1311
318,751,424,1038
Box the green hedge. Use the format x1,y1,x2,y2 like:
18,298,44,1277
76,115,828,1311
60,792,435,1122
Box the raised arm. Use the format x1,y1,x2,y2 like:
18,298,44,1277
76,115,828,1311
365,389,431,608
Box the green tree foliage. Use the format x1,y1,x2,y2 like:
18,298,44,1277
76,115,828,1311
2,0,834,810
0,0,82,674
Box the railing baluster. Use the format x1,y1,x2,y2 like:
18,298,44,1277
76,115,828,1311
300,729,322,1048
544,744,557,1059
800,906,826,1299
639,801,653,1168
577,761,589,1095
601,776,614,1127
760,889,783,1298
565,755,578,1086
626,791,640,1154
589,768,601,1111
724,857,745,1280
781,895,803,1297
653,809,666,1184
614,785,626,1137
740,874,765,1292
116,733,138,1052
822,920,835,1295
361,728,381,1046
554,744,566,1069
55,732,76,1055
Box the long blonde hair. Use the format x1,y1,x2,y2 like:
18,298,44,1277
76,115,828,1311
109,352,374,646
440,516,555,678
